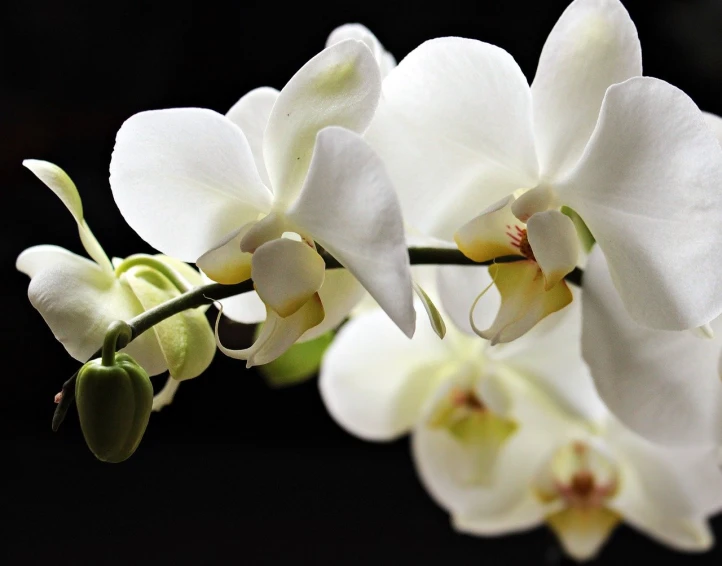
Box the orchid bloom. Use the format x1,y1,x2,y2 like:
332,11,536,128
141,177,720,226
320,265,602,472
321,264,722,560
416,402,722,561
202,23,398,330
16,160,216,390
109,40,415,367
367,0,722,342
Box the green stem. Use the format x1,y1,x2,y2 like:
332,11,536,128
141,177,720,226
51,247,583,430
101,321,133,366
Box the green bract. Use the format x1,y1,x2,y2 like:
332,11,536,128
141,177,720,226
76,353,153,463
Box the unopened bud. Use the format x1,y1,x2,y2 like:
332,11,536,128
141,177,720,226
76,353,153,463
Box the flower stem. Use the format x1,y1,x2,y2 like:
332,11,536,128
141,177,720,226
101,321,133,366
51,247,583,430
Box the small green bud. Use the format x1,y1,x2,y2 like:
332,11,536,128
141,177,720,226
76,353,153,463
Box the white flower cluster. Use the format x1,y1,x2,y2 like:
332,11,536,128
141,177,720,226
17,1,722,561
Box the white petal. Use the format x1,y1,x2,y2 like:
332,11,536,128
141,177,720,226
17,245,88,278
239,212,287,253
319,307,449,441
703,111,722,145
454,195,526,262
23,160,112,272
216,295,324,367
24,252,166,375
225,87,279,186
581,248,722,446
546,507,620,561
288,126,415,337
607,417,721,551
122,266,216,380
412,418,551,533
492,297,608,423
263,40,381,207
152,376,181,412
251,238,325,318
437,265,499,336
531,0,641,179
23,159,84,222
217,290,266,324
110,108,272,262
196,224,253,285
526,210,579,289
476,261,573,345
562,77,722,330
326,23,396,78
299,269,365,341
366,37,538,241
510,185,560,223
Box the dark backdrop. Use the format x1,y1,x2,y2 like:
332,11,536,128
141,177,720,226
3,1,722,564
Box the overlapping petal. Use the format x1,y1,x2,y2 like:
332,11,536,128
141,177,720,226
299,269,365,341
531,0,641,178
216,290,266,324
412,415,557,534
263,39,381,207
326,23,396,78
288,126,415,337
476,262,572,345
454,196,524,262
251,238,325,318
225,87,279,186
319,306,449,441
526,210,579,289
562,77,722,330
581,248,722,446
196,224,253,285
366,37,538,241
493,298,607,423
607,417,722,551
22,250,166,375
110,108,272,262
217,295,324,368
436,265,499,336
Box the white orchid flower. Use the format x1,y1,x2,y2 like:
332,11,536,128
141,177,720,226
367,0,722,340
320,265,603,475
326,23,396,78
16,160,216,388
322,262,722,560
415,405,722,561
109,40,415,367
211,25,397,330
582,245,722,449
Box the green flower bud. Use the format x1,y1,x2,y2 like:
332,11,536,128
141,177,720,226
76,353,153,463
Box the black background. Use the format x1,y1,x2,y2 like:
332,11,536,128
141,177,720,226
4,1,722,564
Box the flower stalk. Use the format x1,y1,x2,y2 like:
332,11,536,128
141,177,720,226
51,247,583,430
